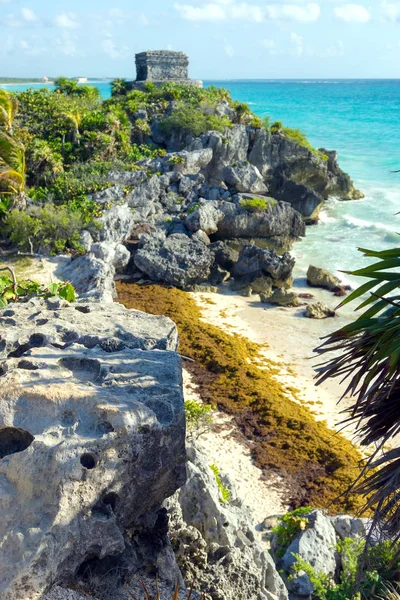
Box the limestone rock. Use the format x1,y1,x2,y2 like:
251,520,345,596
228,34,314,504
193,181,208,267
79,230,93,253
166,445,288,600
0,299,185,600
185,202,224,235
134,233,214,288
231,245,295,285
222,162,268,194
307,265,341,291
216,196,305,246
280,510,339,580
331,515,369,540
89,185,125,204
304,301,336,319
267,289,300,306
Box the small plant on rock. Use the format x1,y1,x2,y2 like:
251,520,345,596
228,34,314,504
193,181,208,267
272,506,311,556
168,155,185,165
0,267,76,307
185,398,213,438
210,463,230,504
239,197,276,213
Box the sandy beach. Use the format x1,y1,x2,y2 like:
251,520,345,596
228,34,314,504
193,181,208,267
182,274,362,532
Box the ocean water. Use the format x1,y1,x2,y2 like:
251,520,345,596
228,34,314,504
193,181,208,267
3,79,400,282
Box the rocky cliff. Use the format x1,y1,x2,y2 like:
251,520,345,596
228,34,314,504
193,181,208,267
0,298,185,599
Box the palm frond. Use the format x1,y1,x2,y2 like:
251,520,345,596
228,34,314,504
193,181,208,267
315,247,400,533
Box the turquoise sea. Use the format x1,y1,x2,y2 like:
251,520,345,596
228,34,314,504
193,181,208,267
3,79,400,282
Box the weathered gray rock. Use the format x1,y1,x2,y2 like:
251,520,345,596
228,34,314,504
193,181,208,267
331,515,369,540
127,176,163,223
304,301,336,319
231,245,295,285
0,299,185,600
134,233,214,288
98,204,134,245
307,265,341,291
216,197,305,246
211,241,239,271
61,254,115,303
166,445,288,600
79,230,93,253
266,289,300,306
106,170,147,187
222,162,268,194
185,202,223,235
280,510,338,580
188,125,249,183
89,185,125,204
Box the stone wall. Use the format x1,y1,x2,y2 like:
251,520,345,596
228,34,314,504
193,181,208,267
136,51,189,82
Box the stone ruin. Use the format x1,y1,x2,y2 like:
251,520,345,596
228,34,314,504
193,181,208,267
132,50,202,89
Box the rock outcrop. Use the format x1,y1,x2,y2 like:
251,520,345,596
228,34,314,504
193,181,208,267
166,445,288,600
304,301,336,319
0,298,185,600
307,265,342,291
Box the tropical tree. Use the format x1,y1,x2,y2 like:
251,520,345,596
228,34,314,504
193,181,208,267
0,131,26,207
315,246,400,536
27,138,63,186
111,78,129,97
0,90,18,135
233,101,252,124
54,77,79,96
62,110,84,145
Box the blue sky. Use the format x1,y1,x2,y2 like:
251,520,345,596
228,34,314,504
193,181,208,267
0,0,399,78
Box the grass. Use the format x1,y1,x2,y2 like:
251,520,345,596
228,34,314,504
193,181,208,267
239,197,277,213
116,283,365,511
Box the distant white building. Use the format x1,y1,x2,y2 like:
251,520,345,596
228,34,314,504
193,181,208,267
41,76,49,83
76,77,88,83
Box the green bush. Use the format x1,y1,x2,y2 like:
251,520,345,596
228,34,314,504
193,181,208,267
3,204,86,254
272,507,312,554
159,105,231,138
0,271,76,308
239,197,276,213
210,463,230,504
185,398,213,437
290,538,400,600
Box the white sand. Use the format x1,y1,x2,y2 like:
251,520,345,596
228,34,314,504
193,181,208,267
182,280,362,534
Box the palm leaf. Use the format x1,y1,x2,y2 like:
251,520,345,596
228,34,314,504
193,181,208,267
315,244,400,535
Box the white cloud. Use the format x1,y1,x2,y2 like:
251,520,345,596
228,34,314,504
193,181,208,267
20,38,46,55
381,1,400,21
290,31,304,55
55,13,80,29
174,3,226,21
102,38,129,59
321,39,344,56
334,4,371,22
175,1,321,22
21,8,38,22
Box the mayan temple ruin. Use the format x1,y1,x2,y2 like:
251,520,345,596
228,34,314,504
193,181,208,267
132,50,203,89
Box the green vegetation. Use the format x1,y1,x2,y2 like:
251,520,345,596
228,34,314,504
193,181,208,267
239,197,276,213
116,284,365,510
270,120,328,161
159,105,231,138
0,267,75,307
185,398,213,437
3,204,96,254
290,538,400,599
210,463,231,504
272,507,311,555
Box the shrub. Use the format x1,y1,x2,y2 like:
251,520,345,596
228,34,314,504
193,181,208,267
290,537,400,600
281,126,329,162
159,105,231,138
210,463,230,504
239,197,276,213
0,268,76,308
185,398,213,437
272,507,311,554
3,204,86,254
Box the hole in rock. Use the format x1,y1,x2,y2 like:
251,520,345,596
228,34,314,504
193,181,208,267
75,305,91,314
76,553,125,581
91,504,112,521
80,453,97,469
8,333,48,358
0,427,34,459
17,359,39,371
61,410,75,427
96,420,115,435
59,357,102,383
103,492,119,512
